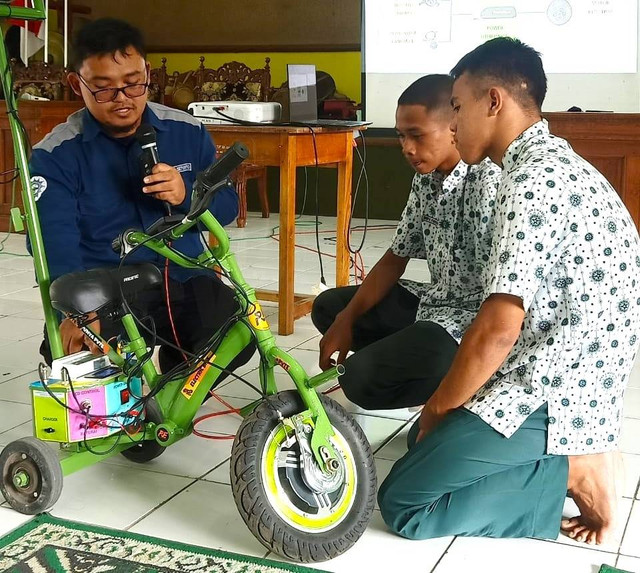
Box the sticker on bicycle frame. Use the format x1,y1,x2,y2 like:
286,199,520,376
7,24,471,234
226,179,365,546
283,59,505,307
274,356,291,372
248,303,270,331
181,354,215,400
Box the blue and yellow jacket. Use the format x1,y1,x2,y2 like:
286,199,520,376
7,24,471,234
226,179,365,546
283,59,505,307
28,102,238,281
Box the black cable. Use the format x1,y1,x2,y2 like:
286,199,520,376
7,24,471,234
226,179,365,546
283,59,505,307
114,222,264,403
36,364,148,455
296,166,308,219
347,133,369,254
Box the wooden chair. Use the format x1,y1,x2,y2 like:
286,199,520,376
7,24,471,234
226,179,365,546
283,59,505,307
215,144,269,231
196,56,272,228
148,57,169,105
10,59,70,101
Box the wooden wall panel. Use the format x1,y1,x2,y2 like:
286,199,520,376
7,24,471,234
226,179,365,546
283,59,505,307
85,0,361,51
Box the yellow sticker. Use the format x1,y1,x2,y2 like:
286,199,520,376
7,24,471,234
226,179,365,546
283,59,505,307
181,354,215,400
248,302,270,331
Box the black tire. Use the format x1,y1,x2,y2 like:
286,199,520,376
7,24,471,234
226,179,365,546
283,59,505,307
0,437,63,514
121,399,166,463
231,390,376,563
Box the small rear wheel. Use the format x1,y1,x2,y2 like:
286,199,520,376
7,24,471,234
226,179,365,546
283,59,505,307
231,390,376,562
121,399,166,463
0,437,63,514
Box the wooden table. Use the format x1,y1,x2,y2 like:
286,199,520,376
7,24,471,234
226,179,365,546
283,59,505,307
206,124,359,335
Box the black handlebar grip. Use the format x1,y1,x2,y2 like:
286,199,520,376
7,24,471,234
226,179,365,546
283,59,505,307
201,142,249,188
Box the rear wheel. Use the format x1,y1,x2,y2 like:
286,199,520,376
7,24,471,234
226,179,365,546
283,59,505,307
0,437,63,514
121,399,166,463
231,390,376,562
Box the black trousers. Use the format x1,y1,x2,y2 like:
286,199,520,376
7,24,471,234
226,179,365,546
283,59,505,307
41,274,256,383
311,285,458,410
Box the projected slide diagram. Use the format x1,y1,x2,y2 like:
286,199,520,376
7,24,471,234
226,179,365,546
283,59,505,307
365,0,638,74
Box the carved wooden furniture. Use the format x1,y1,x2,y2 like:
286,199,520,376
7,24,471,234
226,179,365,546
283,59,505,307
195,56,273,227
205,124,363,334
148,57,169,105
195,56,272,102
10,60,70,101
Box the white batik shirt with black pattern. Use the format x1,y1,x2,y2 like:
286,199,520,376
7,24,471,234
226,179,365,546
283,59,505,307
391,158,501,342
465,120,640,455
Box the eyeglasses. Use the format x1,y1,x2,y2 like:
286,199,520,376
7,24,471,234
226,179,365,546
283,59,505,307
76,72,149,103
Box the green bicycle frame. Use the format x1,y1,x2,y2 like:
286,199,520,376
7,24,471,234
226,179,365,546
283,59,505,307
1,2,342,473
0,1,63,359
115,209,343,472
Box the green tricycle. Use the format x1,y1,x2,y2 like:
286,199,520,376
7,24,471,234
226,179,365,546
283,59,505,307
0,2,376,563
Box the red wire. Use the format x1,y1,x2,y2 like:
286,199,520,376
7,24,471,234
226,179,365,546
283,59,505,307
192,392,243,440
176,224,363,440
164,257,188,362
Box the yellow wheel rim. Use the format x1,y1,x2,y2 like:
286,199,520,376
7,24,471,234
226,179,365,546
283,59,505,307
261,421,357,533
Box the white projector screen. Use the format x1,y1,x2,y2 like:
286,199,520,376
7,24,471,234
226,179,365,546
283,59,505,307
364,0,640,128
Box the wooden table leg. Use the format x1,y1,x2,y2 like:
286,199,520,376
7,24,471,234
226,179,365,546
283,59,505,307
278,133,297,335
336,132,354,287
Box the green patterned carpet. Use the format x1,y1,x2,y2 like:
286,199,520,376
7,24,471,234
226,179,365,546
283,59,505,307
0,514,327,573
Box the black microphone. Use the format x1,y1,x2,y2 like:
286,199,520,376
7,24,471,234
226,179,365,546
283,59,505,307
200,142,249,188
135,123,171,215
135,123,160,175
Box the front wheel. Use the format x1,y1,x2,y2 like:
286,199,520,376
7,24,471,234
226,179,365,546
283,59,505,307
230,390,376,563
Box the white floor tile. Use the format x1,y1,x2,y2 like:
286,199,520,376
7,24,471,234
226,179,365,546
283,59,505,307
49,463,195,530
128,480,268,557
617,554,640,572
309,511,452,573
373,424,412,460
327,386,420,421
0,400,31,434
625,388,640,419
0,421,32,446
434,536,616,573
0,255,36,271
272,320,322,352
622,453,640,500
0,506,32,537
0,371,36,404
0,287,45,304
102,432,234,480
0,316,44,342
620,501,640,557
0,335,44,376
555,497,632,553
628,357,640,389
191,397,253,437
621,419,640,455
350,415,407,453
294,334,321,351
201,459,231,485
0,299,42,319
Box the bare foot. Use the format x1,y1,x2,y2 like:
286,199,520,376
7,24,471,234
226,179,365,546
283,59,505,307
561,451,623,545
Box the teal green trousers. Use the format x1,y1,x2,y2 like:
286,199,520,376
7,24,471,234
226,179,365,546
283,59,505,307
377,405,569,540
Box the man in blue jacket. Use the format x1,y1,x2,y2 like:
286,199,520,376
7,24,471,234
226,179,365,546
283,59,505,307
31,18,254,374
